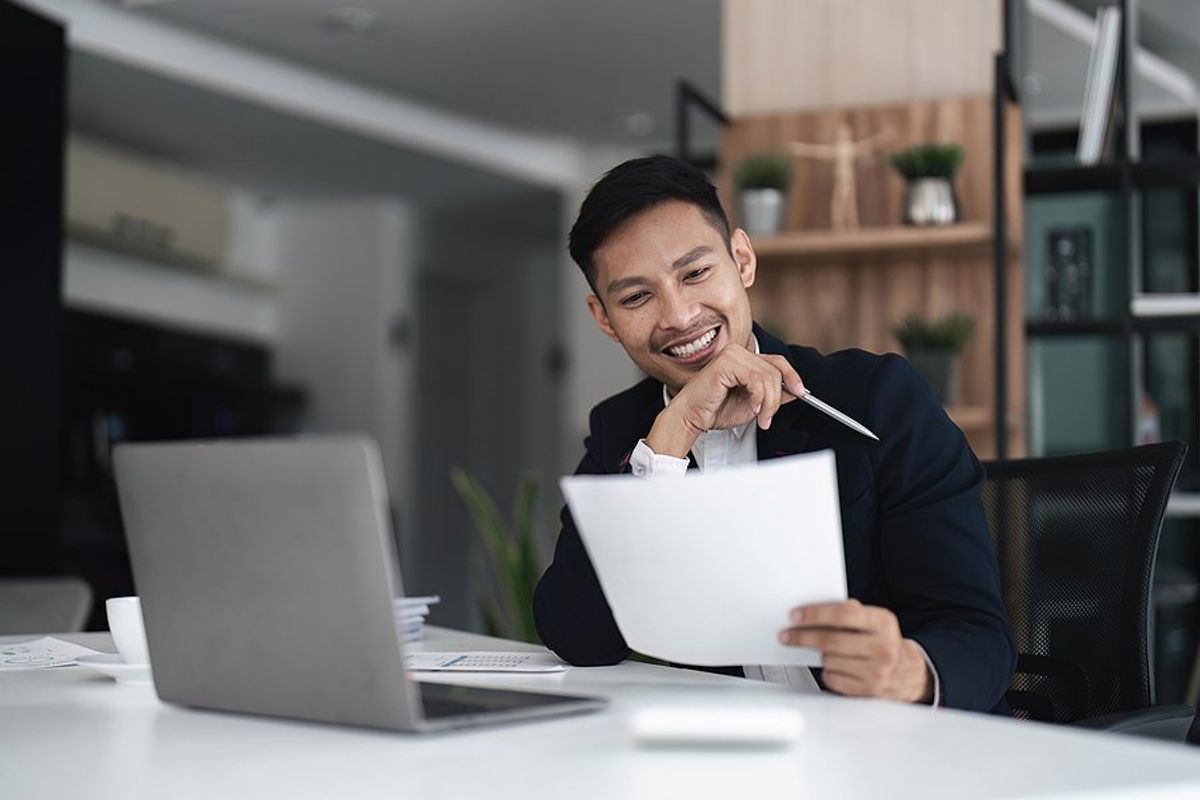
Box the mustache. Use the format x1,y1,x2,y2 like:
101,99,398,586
653,319,722,351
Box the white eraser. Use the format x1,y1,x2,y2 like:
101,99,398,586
631,706,805,748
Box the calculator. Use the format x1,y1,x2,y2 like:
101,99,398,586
405,651,569,673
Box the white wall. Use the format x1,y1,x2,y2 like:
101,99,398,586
272,197,419,550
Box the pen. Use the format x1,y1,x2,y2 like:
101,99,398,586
792,388,880,441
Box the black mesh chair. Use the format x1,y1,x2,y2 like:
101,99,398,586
982,441,1195,740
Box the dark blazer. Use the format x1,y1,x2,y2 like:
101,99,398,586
534,324,1016,713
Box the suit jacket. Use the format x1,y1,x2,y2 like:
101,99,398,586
534,324,1016,712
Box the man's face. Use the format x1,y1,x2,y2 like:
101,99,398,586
586,200,757,393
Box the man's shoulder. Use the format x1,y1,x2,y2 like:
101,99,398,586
785,344,902,398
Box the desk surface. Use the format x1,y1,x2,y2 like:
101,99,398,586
2,627,1199,799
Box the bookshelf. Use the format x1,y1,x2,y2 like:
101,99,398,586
1007,0,1200,707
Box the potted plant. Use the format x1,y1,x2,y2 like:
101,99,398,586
891,312,975,404
888,143,965,226
734,152,792,236
450,466,543,643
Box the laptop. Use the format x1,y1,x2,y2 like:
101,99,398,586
112,435,605,732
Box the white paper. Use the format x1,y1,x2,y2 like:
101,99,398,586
0,636,103,671
561,450,847,667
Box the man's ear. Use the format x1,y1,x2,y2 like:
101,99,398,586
586,294,622,343
730,228,758,289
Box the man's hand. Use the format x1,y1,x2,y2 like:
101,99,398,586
779,599,934,704
645,344,807,458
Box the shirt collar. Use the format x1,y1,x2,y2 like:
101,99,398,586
662,334,759,440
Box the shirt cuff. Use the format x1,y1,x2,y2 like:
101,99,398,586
912,641,942,708
628,439,690,478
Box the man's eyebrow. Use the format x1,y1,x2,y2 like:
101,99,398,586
672,245,713,270
605,246,715,297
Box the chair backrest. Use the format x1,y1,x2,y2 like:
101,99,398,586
0,576,93,634
981,442,1187,723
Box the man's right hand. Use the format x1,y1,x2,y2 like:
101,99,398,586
644,344,807,459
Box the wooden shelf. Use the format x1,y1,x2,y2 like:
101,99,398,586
753,222,993,260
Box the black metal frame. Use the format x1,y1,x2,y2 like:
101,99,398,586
674,79,729,170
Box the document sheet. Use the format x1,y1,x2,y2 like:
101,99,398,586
561,450,847,666
0,637,103,671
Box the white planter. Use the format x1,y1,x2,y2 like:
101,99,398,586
740,188,786,236
903,178,959,226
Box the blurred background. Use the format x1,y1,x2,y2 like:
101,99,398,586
4,0,1200,708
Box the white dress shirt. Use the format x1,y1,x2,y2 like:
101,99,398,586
626,337,941,704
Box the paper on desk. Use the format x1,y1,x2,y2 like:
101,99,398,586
561,450,847,667
0,636,103,670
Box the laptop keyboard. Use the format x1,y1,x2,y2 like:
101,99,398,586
417,681,586,719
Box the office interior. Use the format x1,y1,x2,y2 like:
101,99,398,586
5,0,1200,734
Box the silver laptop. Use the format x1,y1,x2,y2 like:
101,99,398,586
112,435,605,732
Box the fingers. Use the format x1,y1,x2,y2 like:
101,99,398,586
733,351,790,429
821,669,871,697
777,600,929,702
759,372,780,429
788,599,898,636
762,354,806,398
701,347,807,431
777,627,879,658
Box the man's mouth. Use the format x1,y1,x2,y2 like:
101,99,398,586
662,325,721,364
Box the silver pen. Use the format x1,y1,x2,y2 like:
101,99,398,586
794,389,879,441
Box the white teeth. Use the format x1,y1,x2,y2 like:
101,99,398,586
668,327,717,357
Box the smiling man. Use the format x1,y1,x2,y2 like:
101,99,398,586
534,155,1015,712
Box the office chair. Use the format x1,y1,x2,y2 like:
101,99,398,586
981,441,1195,741
0,576,93,634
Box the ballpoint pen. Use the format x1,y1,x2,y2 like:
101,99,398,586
792,387,879,441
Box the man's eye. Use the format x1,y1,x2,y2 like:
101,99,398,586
621,292,647,307
686,267,711,281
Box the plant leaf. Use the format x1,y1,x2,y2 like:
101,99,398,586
450,466,518,624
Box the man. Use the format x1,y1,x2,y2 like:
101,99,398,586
534,155,1015,711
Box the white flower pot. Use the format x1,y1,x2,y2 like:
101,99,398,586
740,188,786,236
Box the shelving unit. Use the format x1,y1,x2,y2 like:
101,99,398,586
1013,0,1200,513
718,94,1024,460
1007,0,1200,707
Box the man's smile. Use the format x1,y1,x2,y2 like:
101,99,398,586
661,324,722,366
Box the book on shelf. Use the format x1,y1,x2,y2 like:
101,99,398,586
1077,5,1122,166
1045,226,1093,320
1130,294,1200,317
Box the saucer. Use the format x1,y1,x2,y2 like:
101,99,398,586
75,654,153,685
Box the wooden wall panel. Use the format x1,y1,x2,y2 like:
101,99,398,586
722,0,1003,116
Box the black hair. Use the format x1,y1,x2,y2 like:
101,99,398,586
568,155,732,293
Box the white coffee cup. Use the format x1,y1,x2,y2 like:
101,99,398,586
106,596,150,665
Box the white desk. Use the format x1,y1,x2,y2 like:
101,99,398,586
2,627,1199,799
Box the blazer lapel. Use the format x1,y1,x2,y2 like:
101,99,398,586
753,323,811,460
756,409,810,461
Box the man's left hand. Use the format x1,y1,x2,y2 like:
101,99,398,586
778,599,933,704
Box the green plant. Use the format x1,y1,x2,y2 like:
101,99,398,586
888,143,965,181
734,152,793,191
891,312,975,352
449,466,543,643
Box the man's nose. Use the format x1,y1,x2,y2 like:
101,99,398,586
659,288,699,332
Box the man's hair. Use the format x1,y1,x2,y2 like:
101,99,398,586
568,155,732,293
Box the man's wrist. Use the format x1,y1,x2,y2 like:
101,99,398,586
645,406,701,459
900,638,935,704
